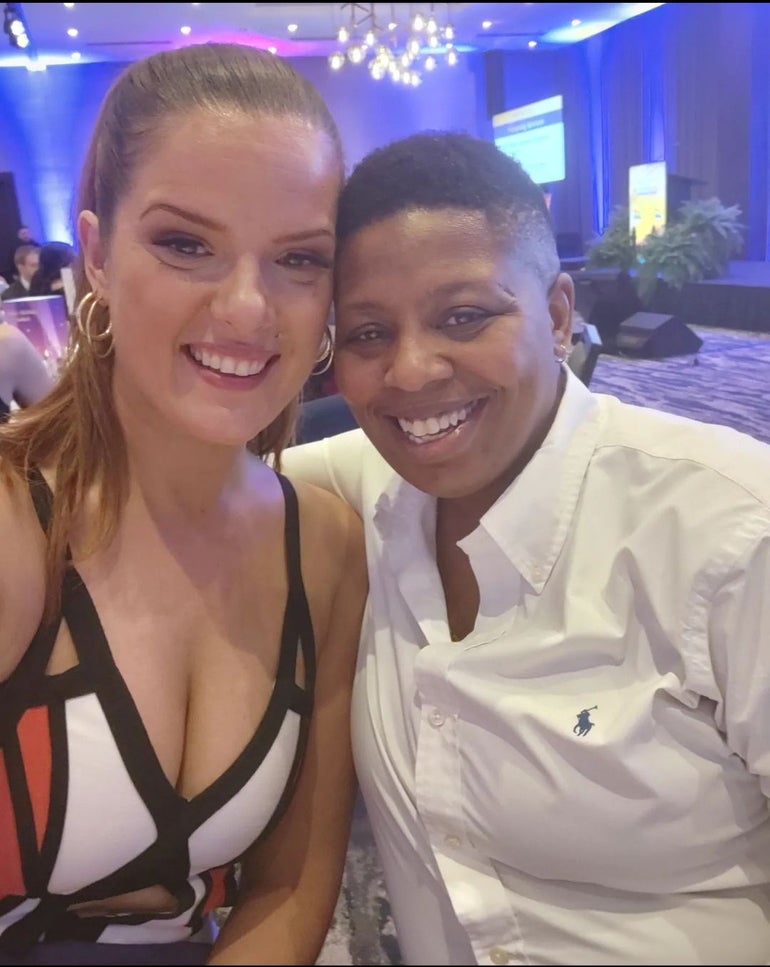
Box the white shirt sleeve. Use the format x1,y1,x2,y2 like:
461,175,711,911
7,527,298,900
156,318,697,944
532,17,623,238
280,428,369,516
708,530,770,798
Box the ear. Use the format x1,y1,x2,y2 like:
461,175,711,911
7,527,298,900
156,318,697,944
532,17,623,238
77,211,109,300
548,271,574,349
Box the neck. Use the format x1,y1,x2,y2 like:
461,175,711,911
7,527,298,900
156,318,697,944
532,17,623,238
115,393,248,525
437,366,568,539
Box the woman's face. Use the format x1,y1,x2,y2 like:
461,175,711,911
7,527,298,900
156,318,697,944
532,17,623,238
80,108,341,448
333,207,573,516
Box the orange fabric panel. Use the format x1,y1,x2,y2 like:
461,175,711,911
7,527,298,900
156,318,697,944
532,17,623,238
202,865,228,915
0,749,25,897
18,706,52,851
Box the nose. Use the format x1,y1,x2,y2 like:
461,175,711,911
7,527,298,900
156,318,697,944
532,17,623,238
209,254,274,339
384,332,453,392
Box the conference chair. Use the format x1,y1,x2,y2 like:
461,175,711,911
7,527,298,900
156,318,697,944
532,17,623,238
568,321,603,386
294,392,358,445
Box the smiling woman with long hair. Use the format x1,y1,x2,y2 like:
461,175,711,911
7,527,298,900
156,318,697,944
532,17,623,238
0,43,366,966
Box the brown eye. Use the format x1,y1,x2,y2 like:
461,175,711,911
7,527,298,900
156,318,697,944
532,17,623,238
155,234,209,258
278,252,332,270
442,308,492,329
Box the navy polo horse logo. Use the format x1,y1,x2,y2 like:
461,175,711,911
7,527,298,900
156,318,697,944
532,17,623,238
573,706,597,737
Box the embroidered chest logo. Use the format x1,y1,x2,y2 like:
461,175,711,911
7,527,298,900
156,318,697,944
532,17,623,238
573,706,597,737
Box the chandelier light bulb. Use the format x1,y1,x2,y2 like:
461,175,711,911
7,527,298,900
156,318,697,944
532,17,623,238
330,3,454,88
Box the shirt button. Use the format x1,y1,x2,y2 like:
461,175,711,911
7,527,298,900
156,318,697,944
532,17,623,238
428,709,446,728
489,948,511,965
444,834,461,849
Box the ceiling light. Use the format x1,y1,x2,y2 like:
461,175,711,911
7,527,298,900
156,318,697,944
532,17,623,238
571,19,582,27
287,23,298,33
3,3,30,50
528,39,538,48
63,3,75,7
482,20,493,30
71,50,81,60
329,2,457,87
268,45,277,54
67,27,78,38
180,25,191,35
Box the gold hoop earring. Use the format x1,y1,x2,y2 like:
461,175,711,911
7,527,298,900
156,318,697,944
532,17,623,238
311,326,334,376
554,341,570,364
75,291,113,358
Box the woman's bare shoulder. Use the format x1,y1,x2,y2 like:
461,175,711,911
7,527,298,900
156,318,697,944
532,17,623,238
0,466,47,681
291,476,363,569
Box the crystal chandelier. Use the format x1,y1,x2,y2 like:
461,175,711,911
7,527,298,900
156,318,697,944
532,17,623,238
328,3,458,87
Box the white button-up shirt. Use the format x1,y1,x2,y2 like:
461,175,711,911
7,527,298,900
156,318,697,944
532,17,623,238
282,371,770,965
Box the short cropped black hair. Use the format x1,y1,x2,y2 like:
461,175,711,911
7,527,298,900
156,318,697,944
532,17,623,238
336,131,560,282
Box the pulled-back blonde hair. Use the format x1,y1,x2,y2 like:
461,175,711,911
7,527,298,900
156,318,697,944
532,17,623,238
0,44,343,622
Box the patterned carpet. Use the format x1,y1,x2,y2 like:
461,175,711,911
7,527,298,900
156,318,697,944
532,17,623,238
317,324,770,966
588,325,770,444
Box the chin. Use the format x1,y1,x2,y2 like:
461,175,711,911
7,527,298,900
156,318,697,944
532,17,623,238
407,472,482,501
180,416,260,449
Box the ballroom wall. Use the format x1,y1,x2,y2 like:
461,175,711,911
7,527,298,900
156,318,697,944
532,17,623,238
0,51,487,249
484,1,770,257
0,1,767,259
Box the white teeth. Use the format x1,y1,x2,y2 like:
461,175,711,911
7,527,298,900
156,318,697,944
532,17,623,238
189,346,267,377
397,403,476,442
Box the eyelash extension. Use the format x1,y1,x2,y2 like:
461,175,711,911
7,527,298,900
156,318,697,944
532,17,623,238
154,235,208,257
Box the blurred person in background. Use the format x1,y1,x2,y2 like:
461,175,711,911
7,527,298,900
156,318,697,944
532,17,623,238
2,245,41,302
0,313,53,422
28,241,76,297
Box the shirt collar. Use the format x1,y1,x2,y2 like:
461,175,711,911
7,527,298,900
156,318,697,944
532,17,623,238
459,368,602,592
373,368,603,596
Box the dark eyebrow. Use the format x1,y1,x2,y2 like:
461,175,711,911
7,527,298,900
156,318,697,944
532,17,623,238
140,202,225,231
274,228,335,244
140,203,334,245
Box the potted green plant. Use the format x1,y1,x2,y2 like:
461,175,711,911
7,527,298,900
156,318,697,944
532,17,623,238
585,206,637,272
583,197,744,307
676,198,744,275
636,198,744,305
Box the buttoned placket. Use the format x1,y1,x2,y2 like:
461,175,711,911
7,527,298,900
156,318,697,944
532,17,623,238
414,637,527,965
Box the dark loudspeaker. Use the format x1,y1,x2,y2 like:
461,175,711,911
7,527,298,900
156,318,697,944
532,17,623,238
616,312,703,358
570,268,642,346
